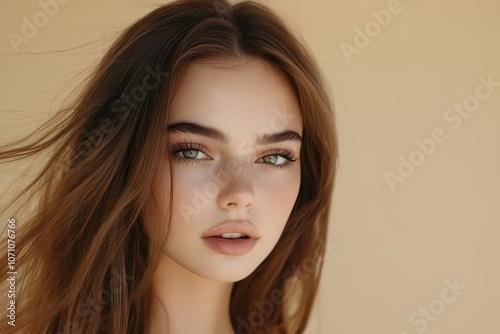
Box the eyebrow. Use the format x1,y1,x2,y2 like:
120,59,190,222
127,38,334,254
166,121,302,145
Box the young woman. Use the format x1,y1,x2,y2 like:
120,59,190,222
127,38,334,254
0,0,338,333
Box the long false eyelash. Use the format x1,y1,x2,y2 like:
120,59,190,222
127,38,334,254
169,140,209,164
260,147,299,171
170,140,208,155
263,147,298,162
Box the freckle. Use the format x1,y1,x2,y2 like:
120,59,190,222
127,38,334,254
217,161,253,190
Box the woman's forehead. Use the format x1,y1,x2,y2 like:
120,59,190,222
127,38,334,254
167,59,303,138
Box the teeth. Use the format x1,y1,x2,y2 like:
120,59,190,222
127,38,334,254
219,233,247,239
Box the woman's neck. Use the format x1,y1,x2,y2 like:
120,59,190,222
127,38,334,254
148,255,235,334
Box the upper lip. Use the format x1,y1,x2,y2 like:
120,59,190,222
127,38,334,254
202,221,260,239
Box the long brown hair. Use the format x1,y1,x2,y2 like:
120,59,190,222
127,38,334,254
0,0,338,332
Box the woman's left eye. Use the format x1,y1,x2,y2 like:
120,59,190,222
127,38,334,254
257,149,297,169
259,154,288,166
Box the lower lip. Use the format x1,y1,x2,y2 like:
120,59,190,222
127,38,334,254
202,237,258,256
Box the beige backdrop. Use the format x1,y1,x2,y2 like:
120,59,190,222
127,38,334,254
1,0,499,333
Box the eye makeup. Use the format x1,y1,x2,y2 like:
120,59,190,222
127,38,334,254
169,140,298,170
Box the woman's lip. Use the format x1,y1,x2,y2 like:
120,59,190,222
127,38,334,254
201,221,260,239
202,237,257,256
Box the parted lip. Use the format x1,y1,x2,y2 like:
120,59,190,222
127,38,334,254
201,221,260,239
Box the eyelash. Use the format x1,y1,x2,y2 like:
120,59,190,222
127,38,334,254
169,140,298,170
170,140,208,163
260,148,298,170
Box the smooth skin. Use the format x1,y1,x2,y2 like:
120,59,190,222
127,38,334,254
147,58,303,334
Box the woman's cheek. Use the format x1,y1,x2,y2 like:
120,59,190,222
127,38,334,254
261,168,301,216
171,168,215,222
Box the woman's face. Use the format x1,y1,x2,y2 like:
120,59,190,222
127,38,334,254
154,58,303,282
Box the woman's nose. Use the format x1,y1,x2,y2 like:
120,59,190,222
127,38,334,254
216,160,255,211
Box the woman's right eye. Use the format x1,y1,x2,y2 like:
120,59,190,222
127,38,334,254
177,149,208,160
170,141,210,163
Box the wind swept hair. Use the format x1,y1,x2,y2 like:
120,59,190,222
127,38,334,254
0,0,338,332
